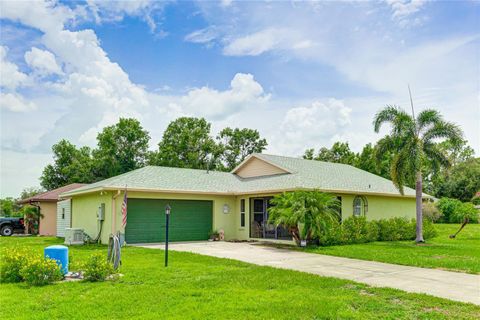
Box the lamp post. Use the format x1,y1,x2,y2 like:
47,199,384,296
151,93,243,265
165,204,171,267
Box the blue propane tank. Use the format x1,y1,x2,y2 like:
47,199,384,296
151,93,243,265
44,245,68,274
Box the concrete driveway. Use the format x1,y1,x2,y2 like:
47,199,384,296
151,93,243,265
136,241,480,305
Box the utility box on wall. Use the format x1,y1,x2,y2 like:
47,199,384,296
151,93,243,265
97,203,105,221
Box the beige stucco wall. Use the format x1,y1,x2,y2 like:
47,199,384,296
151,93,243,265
71,192,113,244
71,190,238,244
339,194,416,220
39,202,57,236
70,189,416,244
236,192,416,241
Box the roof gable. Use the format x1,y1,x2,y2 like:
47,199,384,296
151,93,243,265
18,183,86,204
232,154,291,178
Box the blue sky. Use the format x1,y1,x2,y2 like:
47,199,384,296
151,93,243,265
0,0,479,197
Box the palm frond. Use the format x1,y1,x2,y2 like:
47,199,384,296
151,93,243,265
374,136,394,164
390,153,406,195
423,142,451,169
392,112,416,137
373,105,417,141
416,109,442,132
389,145,418,195
373,105,401,132
423,121,463,145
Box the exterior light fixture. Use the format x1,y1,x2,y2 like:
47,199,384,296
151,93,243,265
223,204,230,214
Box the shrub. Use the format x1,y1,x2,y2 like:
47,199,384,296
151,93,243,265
314,216,437,247
451,202,479,224
422,219,438,239
437,197,479,223
437,198,462,223
422,201,442,222
0,248,29,283
20,256,63,286
83,253,114,282
341,216,370,244
376,217,412,241
365,220,380,242
472,193,480,206
317,220,342,246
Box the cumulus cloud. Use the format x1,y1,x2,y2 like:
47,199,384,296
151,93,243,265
0,92,37,112
277,99,352,155
24,47,63,76
175,73,269,119
0,0,75,33
0,1,151,148
0,46,28,90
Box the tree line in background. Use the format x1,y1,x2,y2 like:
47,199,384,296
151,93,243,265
303,139,478,203
39,117,267,190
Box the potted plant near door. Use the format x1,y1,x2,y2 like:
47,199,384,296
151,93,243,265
208,230,220,241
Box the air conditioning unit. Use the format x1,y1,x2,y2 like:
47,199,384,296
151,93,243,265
64,228,85,245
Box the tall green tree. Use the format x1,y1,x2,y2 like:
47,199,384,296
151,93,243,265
423,140,475,196
356,143,393,179
152,117,218,169
0,198,17,217
19,187,44,200
93,118,150,178
216,127,267,171
303,142,357,165
433,158,480,202
373,106,462,242
268,190,340,245
40,140,95,190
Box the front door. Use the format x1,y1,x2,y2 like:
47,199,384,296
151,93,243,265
249,197,290,240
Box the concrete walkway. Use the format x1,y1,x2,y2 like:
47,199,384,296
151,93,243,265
136,241,480,305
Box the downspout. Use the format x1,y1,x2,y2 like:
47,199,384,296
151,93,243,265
112,190,121,234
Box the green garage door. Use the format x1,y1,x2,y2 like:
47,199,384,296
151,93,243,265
125,199,213,243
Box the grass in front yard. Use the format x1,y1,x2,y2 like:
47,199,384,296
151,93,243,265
303,224,480,274
1,237,479,319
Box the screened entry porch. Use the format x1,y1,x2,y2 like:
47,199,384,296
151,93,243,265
249,197,291,240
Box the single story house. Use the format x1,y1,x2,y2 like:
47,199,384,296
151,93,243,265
61,154,423,244
19,183,86,236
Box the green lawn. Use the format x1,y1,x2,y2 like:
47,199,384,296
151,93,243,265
1,237,479,319
303,224,480,274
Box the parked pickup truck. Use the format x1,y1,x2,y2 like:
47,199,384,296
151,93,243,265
0,217,25,236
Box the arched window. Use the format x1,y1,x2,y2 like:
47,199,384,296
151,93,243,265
353,196,368,217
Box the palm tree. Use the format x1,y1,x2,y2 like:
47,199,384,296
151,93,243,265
268,190,340,245
373,105,462,242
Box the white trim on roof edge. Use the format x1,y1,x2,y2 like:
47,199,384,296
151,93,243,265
60,185,429,199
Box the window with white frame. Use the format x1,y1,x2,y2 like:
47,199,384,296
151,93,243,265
353,196,363,216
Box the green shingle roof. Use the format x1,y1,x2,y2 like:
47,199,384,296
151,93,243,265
62,154,419,198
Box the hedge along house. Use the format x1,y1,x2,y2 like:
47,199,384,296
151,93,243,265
61,154,423,245
18,183,86,236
